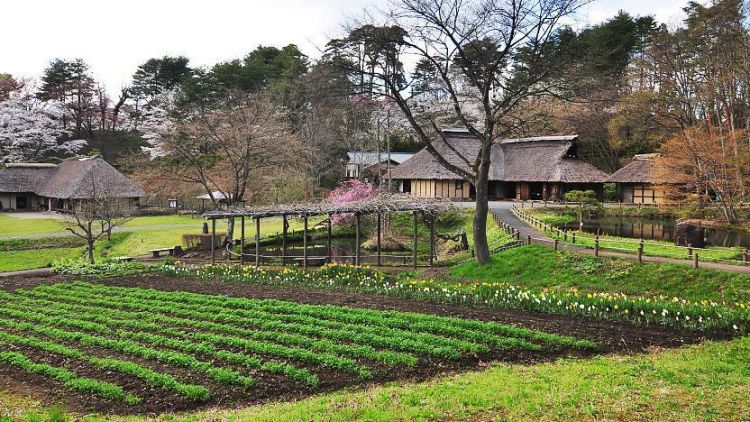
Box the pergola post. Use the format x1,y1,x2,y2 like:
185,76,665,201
429,214,435,266
355,213,361,265
303,215,308,269
412,211,418,270
240,216,245,265
255,217,261,268
210,218,216,265
281,214,287,265
376,212,382,266
327,215,332,264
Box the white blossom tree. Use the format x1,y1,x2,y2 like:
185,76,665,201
0,95,86,163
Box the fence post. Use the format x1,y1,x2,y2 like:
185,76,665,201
744,248,749,262
687,243,693,257
554,238,559,251
594,235,600,257
693,253,699,269
563,230,568,242
515,230,520,240
527,235,531,245
637,247,643,264
572,232,576,244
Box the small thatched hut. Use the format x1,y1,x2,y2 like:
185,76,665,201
389,128,609,201
0,156,144,211
606,154,668,205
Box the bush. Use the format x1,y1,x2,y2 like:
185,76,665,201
53,260,151,276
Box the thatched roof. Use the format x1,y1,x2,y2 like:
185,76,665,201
0,164,57,193
0,157,144,199
204,192,455,219
606,154,659,184
389,130,609,183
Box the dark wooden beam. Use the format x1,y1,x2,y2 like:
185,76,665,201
376,212,382,266
303,215,308,270
281,214,287,265
211,218,216,265
412,211,418,270
255,217,261,268
355,213,361,265
240,216,245,265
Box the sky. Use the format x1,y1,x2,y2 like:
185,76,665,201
0,0,692,92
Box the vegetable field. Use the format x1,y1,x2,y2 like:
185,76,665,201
0,282,596,414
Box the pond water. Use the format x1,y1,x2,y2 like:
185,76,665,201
246,237,420,266
559,216,750,248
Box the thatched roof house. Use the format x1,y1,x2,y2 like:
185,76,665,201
0,156,144,211
389,129,609,200
606,154,667,204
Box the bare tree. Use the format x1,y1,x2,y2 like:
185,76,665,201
161,92,308,242
328,0,586,263
64,172,132,264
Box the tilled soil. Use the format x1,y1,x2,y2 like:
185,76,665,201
0,272,735,415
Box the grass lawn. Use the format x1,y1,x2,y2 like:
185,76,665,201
122,215,206,227
451,244,750,304
159,337,750,421
6,337,749,421
0,214,65,236
0,248,82,272
108,216,313,257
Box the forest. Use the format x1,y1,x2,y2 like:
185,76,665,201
1,0,748,213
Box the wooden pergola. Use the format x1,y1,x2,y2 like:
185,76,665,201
203,193,455,269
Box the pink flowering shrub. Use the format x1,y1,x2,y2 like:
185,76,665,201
329,180,377,225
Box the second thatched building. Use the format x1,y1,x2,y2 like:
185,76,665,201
389,129,609,201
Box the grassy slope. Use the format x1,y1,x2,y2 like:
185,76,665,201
0,214,65,236
451,244,750,303
7,338,748,421
0,248,82,272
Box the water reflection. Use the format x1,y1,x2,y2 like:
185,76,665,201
559,217,750,248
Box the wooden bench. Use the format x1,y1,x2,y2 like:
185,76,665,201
110,256,134,262
149,248,175,258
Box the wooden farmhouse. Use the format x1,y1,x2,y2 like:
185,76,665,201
389,128,609,201
606,153,668,205
0,156,144,212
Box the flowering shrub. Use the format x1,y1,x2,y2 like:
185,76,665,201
328,180,377,225
161,263,750,333
53,260,149,276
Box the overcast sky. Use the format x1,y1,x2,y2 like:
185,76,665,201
0,0,692,92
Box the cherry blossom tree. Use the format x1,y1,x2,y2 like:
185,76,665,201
0,95,86,163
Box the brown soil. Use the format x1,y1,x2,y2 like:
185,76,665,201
0,272,735,416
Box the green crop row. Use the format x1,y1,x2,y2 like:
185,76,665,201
19,287,414,368
7,291,364,381
25,286,435,365
67,282,584,351
6,292,321,386
0,348,139,405
0,307,254,388
0,328,210,401
36,284,479,360
60,283,513,355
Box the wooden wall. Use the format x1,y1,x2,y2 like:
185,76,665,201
409,179,471,199
621,183,668,205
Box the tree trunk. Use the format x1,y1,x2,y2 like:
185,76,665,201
87,240,95,264
225,218,235,246
473,154,492,265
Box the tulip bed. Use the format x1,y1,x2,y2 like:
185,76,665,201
0,282,595,412
162,262,750,333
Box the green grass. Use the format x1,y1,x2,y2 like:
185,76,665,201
7,337,750,420
451,244,750,304
122,215,206,227
0,248,82,272
0,214,65,236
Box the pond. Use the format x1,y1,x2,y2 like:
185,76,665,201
558,216,750,248
246,237,421,266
